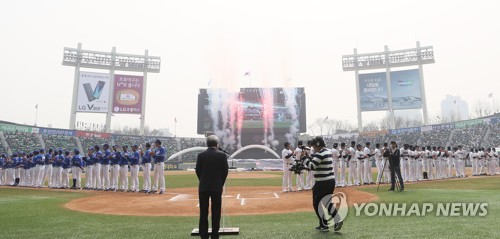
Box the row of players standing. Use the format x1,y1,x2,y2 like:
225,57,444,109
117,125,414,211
282,140,499,192
0,140,168,194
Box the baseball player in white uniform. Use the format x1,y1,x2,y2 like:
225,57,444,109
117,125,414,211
471,148,478,176
454,146,466,178
293,141,305,191
282,142,294,192
347,141,357,186
363,142,374,184
331,143,340,185
477,148,485,175
408,146,416,182
355,144,366,185
304,141,315,190
400,145,410,182
338,143,348,187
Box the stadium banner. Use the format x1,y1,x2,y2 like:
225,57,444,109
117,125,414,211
420,125,433,132
0,123,32,133
454,119,484,129
75,131,110,139
359,130,388,137
358,72,389,111
390,69,422,110
112,74,143,114
76,72,110,113
389,127,421,135
491,117,499,124
323,133,359,140
31,128,40,134
431,123,455,131
38,128,76,136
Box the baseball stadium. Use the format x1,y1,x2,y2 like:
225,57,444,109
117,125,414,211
1,1,500,239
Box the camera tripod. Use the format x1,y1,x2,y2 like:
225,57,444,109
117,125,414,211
376,156,402,192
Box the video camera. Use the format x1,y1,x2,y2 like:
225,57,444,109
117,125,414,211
299,145,311,151
383,148,391,158
289,158,308,175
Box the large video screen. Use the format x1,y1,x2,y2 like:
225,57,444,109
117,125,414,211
358,69,422,111
197,87,306,134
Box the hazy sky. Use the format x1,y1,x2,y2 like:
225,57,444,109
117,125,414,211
1,0,499,137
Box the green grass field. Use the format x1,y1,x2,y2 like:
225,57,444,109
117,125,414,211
0,172,499,239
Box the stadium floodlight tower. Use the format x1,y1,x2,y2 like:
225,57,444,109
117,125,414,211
62,43,161,135
342,41,435,132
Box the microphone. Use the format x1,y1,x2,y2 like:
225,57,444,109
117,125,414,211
218,147,229,154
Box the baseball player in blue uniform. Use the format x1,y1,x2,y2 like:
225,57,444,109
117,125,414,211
61,151,71,189
119,145,130,192
5,155,15,186
0,154,5,186
151,140,166,194
51,150,63,189
141,143,152,193
101,144,111,191
19,153,29,187
110,145,121,191
129,145,140,193
29,150,38,187
13,153,22,186
42,149,54,188
91,146,101,190
71,149,84,190
84,148,94,190
33,149,45,188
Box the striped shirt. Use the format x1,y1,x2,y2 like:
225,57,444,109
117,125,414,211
303,148,335,182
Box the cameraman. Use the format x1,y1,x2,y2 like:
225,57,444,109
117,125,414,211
282,142,294,192
389,141,404,191
301,136,343,232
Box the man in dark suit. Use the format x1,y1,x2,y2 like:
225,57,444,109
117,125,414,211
389,141,404,191
196,135,229,239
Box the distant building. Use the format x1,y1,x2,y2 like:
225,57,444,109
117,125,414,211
441,95,469,122
159,128,173,137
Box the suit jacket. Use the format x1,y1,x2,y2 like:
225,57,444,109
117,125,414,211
389,148,401,167
196,147,229,192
